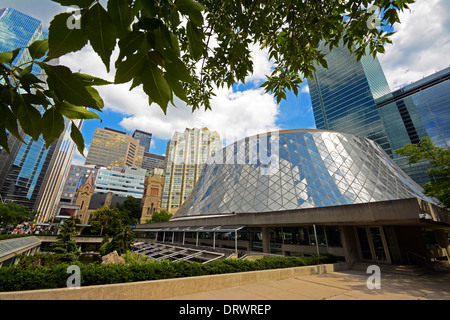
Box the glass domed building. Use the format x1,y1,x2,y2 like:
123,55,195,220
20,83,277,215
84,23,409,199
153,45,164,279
137,129,449,265
173,129,435,218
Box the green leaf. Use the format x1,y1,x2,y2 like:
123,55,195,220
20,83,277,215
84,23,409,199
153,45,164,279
0,104,25,144
19,64,33,77
42,107,65,147
16,101,42,141
116,31,146,66
164,72,189,104
107,0,132,38
28,39,49,60
141,62,172,113
0,51,14,64
129,76,142,91
115,53,146,84
85,2,118,72
85,87,104,109
56,102,101,120
72,73,112,86
70,121,85,157
164,54,193,84
141,0,157,17
48,12,88,58
186,20,204,61
188,10,204,27
40,63,98,108
52,0,95,7
175,0,206,14
175,0,205,26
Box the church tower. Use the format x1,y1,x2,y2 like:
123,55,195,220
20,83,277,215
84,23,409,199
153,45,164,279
74,172,95,225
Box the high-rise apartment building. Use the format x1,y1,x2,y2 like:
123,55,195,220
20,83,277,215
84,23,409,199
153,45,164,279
162,128,223,213
0,8,78,222
132,130,152,152
85,127,145,169
308,44,450,186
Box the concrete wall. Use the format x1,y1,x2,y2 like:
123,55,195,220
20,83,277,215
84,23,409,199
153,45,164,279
0,262,348,300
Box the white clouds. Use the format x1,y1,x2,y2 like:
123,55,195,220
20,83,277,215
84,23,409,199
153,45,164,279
60,41,278,147
119,86,279,144
245,43,273,85
378,0,450,90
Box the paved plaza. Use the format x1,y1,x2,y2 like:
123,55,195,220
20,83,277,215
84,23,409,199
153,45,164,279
167,269,450,300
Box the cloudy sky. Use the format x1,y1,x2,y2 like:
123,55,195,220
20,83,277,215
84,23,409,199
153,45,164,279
2,0,449,164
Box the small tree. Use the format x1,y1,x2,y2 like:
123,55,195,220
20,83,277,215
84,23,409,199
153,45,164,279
395,137,450,208
0,202,35,228
148,209,173,223
116,196,141,226
90,206,123,236
49,215,81,262
108,225,135,255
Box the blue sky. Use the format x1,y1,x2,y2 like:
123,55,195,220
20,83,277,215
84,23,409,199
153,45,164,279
2,0,449,161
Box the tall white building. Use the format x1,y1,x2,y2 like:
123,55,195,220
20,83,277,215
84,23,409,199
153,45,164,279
34,120,84,223
162,127,223,213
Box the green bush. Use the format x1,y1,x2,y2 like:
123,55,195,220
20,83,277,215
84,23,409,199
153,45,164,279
0,254,337,292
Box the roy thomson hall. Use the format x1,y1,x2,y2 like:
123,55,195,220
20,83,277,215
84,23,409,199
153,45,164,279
136,129,450,266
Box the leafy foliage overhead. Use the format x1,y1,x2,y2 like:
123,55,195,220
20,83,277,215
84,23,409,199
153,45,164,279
0,0,415,154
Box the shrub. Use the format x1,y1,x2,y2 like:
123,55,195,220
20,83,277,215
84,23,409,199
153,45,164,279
0,254,337,292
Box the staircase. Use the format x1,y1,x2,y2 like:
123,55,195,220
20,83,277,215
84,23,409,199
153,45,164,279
351,261,429,276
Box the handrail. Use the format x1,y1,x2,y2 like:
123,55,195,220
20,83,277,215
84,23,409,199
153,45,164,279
406,251,428,266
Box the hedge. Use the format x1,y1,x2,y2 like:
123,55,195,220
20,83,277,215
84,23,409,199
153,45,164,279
0,255,337,292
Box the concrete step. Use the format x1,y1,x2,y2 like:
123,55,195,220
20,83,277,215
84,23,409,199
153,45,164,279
351,261,429,276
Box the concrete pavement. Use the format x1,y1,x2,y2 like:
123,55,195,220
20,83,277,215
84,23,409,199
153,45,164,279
167,269,450,300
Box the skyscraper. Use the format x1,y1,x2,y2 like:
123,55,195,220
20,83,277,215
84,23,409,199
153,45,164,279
0,8,79,222
308,44,450,186
162,128,223,213
375,67,450,185
132,129,152,152
308,45,393,156
85,127,145,169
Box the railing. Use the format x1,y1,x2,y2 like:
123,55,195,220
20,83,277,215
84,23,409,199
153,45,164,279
406,251,428,266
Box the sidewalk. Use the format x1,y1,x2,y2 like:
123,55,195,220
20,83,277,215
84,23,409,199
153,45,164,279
167,269,450,300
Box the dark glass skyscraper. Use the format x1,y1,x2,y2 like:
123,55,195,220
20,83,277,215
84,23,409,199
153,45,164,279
308,45,450,186
0,8,79,221
375,67,450,185
0,8,50,208
309,45,393,156
132,129,153,152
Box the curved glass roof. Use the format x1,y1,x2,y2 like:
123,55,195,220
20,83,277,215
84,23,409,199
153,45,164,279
173,130,436,218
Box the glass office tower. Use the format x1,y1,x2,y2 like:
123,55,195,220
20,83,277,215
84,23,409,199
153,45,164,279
375,67,450,185
0,8,50,208
308,45,393,156
308,44,450,186
0,8,78,222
